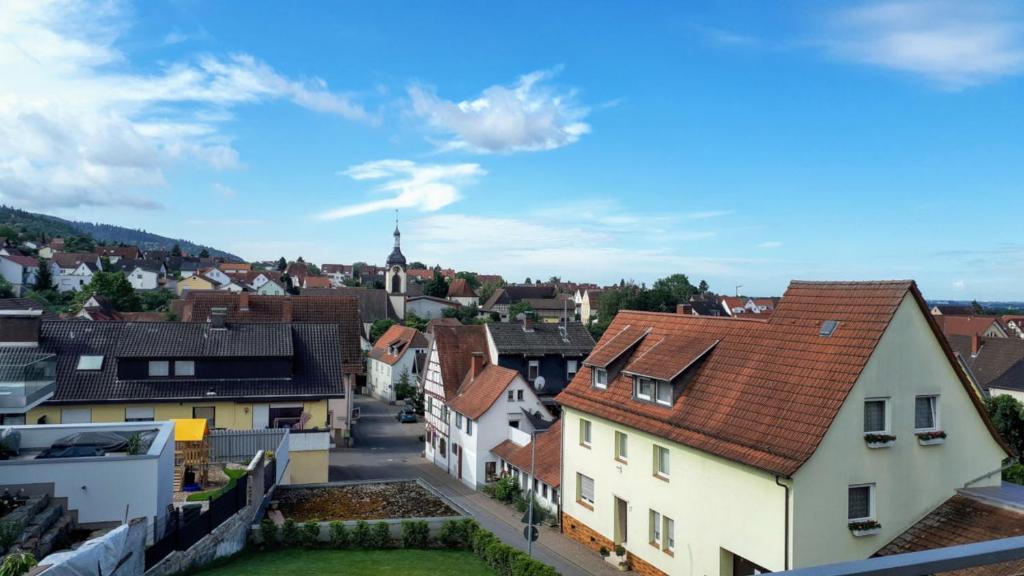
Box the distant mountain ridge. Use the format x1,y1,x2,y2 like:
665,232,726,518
0,206,242,261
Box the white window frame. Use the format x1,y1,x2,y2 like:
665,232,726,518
615,431,628,462
664,516,675,552
848,483,875,522
125,406,155,422
148,360,170,377
654,445,670,479
174,360,195,377
593,368,608,389
76,355,104,370
577,473,595,506
580,419,592,447
635,376,655,401
915,395,940,432
655,380,673,406
863,397,890,434
528,360,540,381
649,510,662,547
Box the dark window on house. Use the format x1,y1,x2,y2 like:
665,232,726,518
517,390,524,401
193,406,215,427
269,406,303,428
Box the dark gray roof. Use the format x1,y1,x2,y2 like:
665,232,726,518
112,259,164,274
38,321,345,403
487,321,596,356
302,287,398,322
951,335,1024,390
118,322,293,358
0,298,57,319
688,300,724,316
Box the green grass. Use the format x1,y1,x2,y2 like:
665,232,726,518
193,549,494,575
186,468,248,502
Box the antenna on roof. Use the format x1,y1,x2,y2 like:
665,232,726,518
735,284,743,297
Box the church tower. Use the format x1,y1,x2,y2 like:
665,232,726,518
385,212,407,298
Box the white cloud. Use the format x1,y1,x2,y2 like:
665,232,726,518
0,0,368,209
822,1,1024,87
315,159,485,220
683,210,732,220
162,31,187,45
952,279,966,290
408,69,590,153
212,183,237,198
758,241,783,249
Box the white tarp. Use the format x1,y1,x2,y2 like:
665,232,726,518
40,523,142,576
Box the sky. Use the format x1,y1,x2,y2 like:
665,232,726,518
2,1,1023,300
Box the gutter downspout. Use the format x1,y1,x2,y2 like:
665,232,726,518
775,476,790,571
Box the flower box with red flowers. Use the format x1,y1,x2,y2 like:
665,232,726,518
916,430,946,446
863,433,896,449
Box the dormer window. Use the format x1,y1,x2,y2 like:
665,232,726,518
593,368,608,389
77,355,104,370
148,361,170,377
634,376,673,407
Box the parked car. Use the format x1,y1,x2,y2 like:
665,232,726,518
396,410,417,423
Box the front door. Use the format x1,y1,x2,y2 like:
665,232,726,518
614,496,628,544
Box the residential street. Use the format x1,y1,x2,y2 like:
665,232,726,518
330,396,618,576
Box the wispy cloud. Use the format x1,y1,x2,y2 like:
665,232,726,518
758,241,783,249
408,68,590,153
683,210,732,220
690,24,757,47
821,1,1024,88
0,0,369,209
162,30,187,45
315,159,485,220
212,183,237,198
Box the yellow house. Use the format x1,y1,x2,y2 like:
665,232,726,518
557,281,1010,576
177,274,215,296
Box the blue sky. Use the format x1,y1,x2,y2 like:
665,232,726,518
3,1,1023,299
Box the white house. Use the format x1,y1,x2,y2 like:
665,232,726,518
446,278,478,308
51,253,102,292
118,260,166,291
492,420,562,515
0,254,39,295
580,289,604,322
406,295,460,320
445,358,552,489
424,324,488,474
257,279,287,296
557,280,1010,576
200,267,232,287
367,324,429,402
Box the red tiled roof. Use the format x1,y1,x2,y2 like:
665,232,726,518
2,254,39,268
432,325,489,399
938,315,1004,338
491,419,563,487
369,324,428,365
304,276,332,289
585,324,651,368
219,262,251,272
623,336,718,381
876,494,1024,576
94,246,140,259
557,280,1010,476
448,364,518,420
407,269,435,281
447,278,477,298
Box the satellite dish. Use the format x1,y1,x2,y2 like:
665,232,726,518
533,376,546,392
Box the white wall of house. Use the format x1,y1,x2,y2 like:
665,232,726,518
204,268,231,286
561,408,787,576
257,281,286,295
53,263,93,292
423,341,449,471
450,295,478,307
448,373,550,490
989,387,1024,403
406,298,456,320
790,294,1007,568
126,268,160,290
218,282,243,292
0,259,36,295
368,351,418,403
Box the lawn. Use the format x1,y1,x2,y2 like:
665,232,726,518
194,549,495,575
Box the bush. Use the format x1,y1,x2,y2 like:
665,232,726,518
511,555,560,576
463,525,560,576
480,484,497,498
471,529,498,556
351,520,372,549
494,475,521,504
485,542,519,576
329,521,349,548
0,552,37,576
371,521,392,549
401,520,430,549
258,518,278,547
302,521,320,548
281,519,302,548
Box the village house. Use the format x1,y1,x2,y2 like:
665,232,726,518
935,314,1009,340
0,254,39,295
484,285,559,321
447,278,479,307
406,295,461,320
719,295,778,316
445,357,552,489
113,259,166,290
486,317,595,411
176,273,216,296
580,289,604,323
367,324,429,402
492,420,563,515
321,263,353,286
949,335,1024,402
257,278,287,295
94,245,141,263
50,252,102,292
556,280,1009,576
303,276,332,290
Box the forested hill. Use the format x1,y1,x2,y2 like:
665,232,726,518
0,206,242,261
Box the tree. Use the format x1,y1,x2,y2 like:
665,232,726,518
171,243,182,257
306,263,321,276
987,395,1024,459
547,276,561,284
454,271,480,289
395,369,415,401
297,256,305,263
524,277,532,284
409,261,427,270
508,300,534,321
199,248,210,258
33,258,53,291
0,278,13,299
64,236,95,253
139,288,175,312
971,300,985,314
478,281,501,305
276,257,287,271
74,271,141,312
651,274,697,310
443,303,484,324
423,269,448,298
370,319,396,343
403,311,428,332
698,279,709,294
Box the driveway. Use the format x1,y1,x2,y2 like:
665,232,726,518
330,395,618,576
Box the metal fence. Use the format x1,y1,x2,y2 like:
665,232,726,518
209,428,288,463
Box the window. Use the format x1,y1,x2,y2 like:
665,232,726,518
664,516,675,552
426,396,433,413
61,407,91,424
125,406,154,422
635,376,672,405
580,419,592,447
528,360,540,381
507,390,514,401
552,488,559,503
615,431,628,462
635,377,654,400
656,380,673,406
915,396,938,431
466,419,473,436
174,360,195,377
654,445,670,479
848,484,874,521
819,320,840,337
439,438,447,457
517,390,524,401
542,484,548,499
455,413,463,429
568,360,579,379
193,406,215,427
509,418,520,429
577,473,595,506
269,405,302,428
863,398,889,434
593,368,608,389
649,510,662,547
76,355,103,370
148,360,170,377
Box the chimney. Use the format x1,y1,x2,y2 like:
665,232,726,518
210,307,227,329
282,300,293,323
677,304,694,315
522,314,534,332
0,311,42,346
971,334,981,356
239,292,250,311
470,351,485,379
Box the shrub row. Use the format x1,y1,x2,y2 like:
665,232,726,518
257,517,559,575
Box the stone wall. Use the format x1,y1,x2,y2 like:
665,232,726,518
145,453,266,576
561,512,667,576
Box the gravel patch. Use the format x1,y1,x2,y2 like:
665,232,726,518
275,482,459,522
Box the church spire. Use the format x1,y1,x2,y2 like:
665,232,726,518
394,210,401,248
386,209,407,268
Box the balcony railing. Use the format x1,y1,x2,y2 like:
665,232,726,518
0,351,57,413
